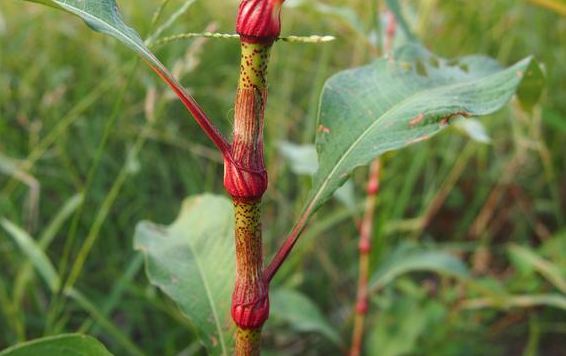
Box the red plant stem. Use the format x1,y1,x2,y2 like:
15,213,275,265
264,205,311,281
233,200,268,356
147,63,231,155
349,159,381,356
349,11,394,355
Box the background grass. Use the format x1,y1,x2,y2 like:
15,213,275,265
0,0,565,355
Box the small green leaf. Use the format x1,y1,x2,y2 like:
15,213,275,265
0,334,114,356
508,244,566,295
134,194,235,356
1,218,60,292
270,288,343,347
369,244,470,291
290,44,541,239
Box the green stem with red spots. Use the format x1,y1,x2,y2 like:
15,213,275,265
225,41,272,356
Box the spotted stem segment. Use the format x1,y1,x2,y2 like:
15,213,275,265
232,201,268,354
224,43,271,202
227,41,272,356
235,327,262,356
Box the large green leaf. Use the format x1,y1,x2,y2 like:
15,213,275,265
291,44,540,237
133,194,235,356
0,334,114,356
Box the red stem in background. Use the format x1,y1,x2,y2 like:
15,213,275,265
349,12,394,355
349,159,381,356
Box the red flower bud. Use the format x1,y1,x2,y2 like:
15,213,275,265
236,0,284,44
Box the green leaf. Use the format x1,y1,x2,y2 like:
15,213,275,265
270,288,343,347
292,44,540,237
1,218,60,292
133,194,235,356
508,244,566,295
0,334,114,356
13,193,83,305
65,288,147,356
369,244,470,291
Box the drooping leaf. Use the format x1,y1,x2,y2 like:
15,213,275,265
134,194,235,356
290,44,541,240
369,244,470,291
0,334,114,356
270,288,343,347
1,218,60,292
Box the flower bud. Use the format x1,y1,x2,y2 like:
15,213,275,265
236,0,284,44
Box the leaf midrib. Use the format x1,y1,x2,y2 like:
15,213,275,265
187,234,228,355
309,59,525,215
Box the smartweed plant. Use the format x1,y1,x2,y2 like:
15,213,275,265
0,0,543,355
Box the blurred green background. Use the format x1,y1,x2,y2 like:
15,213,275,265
0,0,565,355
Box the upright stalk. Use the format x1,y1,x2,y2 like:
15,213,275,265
225,1,283,353
350,10,395,355
349,159,381,356
226,41,272,356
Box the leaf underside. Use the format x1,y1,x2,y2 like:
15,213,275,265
134,194,235,356
294,44,540,236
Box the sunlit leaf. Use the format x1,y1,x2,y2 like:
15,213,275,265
289,44,541,239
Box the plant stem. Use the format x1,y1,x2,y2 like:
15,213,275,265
227,41,272,355
350,10,392,354
235,327,263,356
349,159,381,356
